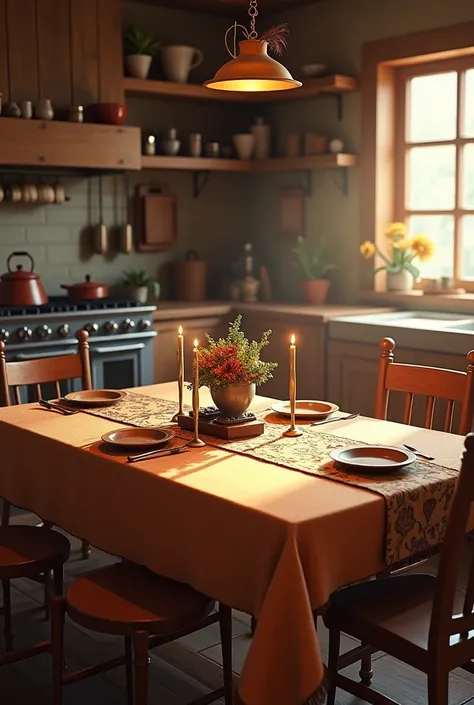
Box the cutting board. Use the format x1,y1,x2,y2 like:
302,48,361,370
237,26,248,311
135,184,177,251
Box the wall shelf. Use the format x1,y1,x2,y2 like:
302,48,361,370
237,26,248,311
141,153,357,172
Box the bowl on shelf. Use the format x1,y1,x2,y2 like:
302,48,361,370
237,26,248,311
161,139,181,156
93,103,128,125
301,63,328,77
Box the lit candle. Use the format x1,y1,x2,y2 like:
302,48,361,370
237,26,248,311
283,333,303,437
189,338,205,447
172,326,184,422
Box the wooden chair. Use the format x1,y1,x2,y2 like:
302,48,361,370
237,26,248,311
0,526,70,658
375,337,474,434
323,432,474,705
51,561,234,705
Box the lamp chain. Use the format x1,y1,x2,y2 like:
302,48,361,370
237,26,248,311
248,0,258,39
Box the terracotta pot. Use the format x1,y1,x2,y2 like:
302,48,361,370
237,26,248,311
386,270,414,292
303,279,330,305
125,54,152,79
210,384,256,418
0,251,48,306
61,275,108,300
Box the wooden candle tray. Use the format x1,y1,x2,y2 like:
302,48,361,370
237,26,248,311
177,413,264,440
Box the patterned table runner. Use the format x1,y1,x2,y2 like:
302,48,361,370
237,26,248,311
83,392,459,566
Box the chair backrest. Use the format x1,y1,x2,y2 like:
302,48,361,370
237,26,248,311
375,337,474,435
0,329,91,406
429,433,474,663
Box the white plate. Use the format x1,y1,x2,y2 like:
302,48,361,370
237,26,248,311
329,445,416,474
272,400,339,419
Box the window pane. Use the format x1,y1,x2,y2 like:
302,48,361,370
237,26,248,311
463,144,474,209
408,146,456,210
464,69,474,138
408,72,457,142
408,215,454,278
461,216,474,279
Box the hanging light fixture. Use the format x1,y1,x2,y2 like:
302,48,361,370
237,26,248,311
204,0,301,93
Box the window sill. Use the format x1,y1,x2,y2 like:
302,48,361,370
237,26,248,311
358,290,474,314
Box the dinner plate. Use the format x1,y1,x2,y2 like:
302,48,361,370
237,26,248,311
63,389,126,407
329,445,416,474
101,427,175,449
271,400,339,419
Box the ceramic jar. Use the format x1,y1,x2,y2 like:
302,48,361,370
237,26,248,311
189,133,202,157
386,270,414,292
161,46,203,83
251,117,271,159
35,100,54,120
233,134,255,161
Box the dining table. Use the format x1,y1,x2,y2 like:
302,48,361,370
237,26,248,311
0,382,466,705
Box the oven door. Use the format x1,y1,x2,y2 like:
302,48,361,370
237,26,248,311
89,338,153,389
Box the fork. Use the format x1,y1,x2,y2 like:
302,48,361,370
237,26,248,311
311,412,360,427
39,399,78,416
403,443,435,461
127,445,189,464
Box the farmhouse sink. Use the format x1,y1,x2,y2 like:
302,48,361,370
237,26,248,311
338,311,474,330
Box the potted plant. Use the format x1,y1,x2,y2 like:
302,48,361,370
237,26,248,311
192,315,277,418
123,25,160,80
293,236,337,305
360,222,435,291
122,269,160,303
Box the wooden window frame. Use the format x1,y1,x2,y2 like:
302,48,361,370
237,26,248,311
360,21,474,293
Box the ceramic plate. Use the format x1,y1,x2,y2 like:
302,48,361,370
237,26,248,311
271,400,339,419
329,445,416,474
101,427,175,449
63,389,126,407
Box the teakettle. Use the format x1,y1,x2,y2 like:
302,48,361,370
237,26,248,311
0,251,48,306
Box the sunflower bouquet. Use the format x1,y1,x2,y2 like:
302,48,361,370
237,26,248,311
360,223,435,279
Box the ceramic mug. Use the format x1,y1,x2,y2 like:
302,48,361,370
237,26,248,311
9,185,22,203
161,46,203,84
233,134,255,161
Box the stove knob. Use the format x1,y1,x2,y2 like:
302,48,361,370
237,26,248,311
84,323,99,335
138,319,151,331
0,329,10,343
122,318,136,332
58,324,70,338
17,326,32,341
36,324,52,340
104,320,119,334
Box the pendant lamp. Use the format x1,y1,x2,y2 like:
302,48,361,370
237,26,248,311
204,0,301,93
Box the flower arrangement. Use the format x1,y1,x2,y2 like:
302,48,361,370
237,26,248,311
194,315,277,390
360,222,435,279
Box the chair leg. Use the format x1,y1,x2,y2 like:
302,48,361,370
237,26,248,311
43,570,52,620
359,646,373,686
250,615,257,635
427,670,449,705
1,500,11,526
51,596,65,705
1,579,13,652
125,636,134,705
326,628,340,705
81,541,91,560
133,631,149,705
219,604,234,705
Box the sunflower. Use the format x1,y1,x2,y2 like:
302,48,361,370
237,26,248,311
360,240,376,259
385,222,407,239
392,238,409,252
410,234,435,261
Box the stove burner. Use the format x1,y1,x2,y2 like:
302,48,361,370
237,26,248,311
0,297,146,317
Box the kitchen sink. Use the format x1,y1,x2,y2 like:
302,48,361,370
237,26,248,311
330,311,474,331
444,321,474,331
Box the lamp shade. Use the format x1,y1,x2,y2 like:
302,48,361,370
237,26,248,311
204,39,301,92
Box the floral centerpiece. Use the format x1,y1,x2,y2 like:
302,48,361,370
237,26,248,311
194,315,277,418
360,222,435,291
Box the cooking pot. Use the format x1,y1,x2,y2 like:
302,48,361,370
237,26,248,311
0,251,48,306
61,275,109,300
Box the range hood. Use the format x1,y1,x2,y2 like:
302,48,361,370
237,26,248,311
0,118,141,172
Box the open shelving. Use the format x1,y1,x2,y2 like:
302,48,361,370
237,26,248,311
141,153,357,172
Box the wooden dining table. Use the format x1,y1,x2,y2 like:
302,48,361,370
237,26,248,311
0,382,465,705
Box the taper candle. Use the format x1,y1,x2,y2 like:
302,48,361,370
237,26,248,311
283,333,303,437
172,326,184,422
189,338,205,447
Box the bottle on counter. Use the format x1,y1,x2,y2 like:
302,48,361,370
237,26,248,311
240,243,260,303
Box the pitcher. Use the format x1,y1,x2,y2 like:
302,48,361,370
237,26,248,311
161,45,203,83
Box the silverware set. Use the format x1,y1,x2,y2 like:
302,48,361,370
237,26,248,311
127,445,189,463
39,399,77,415
311,412,360,427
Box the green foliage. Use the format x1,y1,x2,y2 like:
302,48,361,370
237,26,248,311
373,249,420,279
123,26,160,56
293,236,337,281
122,269,160,297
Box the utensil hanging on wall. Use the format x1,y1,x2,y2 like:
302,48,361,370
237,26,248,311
119,174,133,254
93,176,108,254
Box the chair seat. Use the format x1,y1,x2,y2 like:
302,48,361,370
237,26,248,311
0,525,71,580
65,562,215,636
324,573,467,670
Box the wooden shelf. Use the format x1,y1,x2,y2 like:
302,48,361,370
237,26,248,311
124,74,358,104
141,153,357,172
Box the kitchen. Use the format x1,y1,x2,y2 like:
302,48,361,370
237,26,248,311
1,1,474,704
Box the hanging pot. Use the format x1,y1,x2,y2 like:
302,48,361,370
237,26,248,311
0,251,48,306
61,274,109,300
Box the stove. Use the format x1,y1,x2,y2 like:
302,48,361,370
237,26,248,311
0,297,157,389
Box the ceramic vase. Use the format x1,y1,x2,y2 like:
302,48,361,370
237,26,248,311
161,46,203,83
233,133,255,161
34,99,54,120
386,270,414,292
303,279,330,305
126,54,152,79
251,117,271,159
211,383,256,418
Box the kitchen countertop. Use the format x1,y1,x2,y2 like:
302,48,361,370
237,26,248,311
152,301,395,322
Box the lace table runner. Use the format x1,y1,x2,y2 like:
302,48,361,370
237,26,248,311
83,392,459,566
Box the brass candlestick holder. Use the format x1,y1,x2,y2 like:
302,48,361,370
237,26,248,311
189,338,206,448
172,326,184,422
283,334,303,438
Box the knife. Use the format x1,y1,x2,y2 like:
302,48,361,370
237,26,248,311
39,399,77,416
127,445,189,463
311,412,360,427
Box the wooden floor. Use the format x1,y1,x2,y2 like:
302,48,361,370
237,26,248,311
2,521,474,704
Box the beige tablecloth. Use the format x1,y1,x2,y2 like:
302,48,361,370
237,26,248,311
0,383,465,705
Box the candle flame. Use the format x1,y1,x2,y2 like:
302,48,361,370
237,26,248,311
290,334,296,345
194,338,198,348
178,325,183,335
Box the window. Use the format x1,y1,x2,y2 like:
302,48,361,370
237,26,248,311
395,58,474,286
